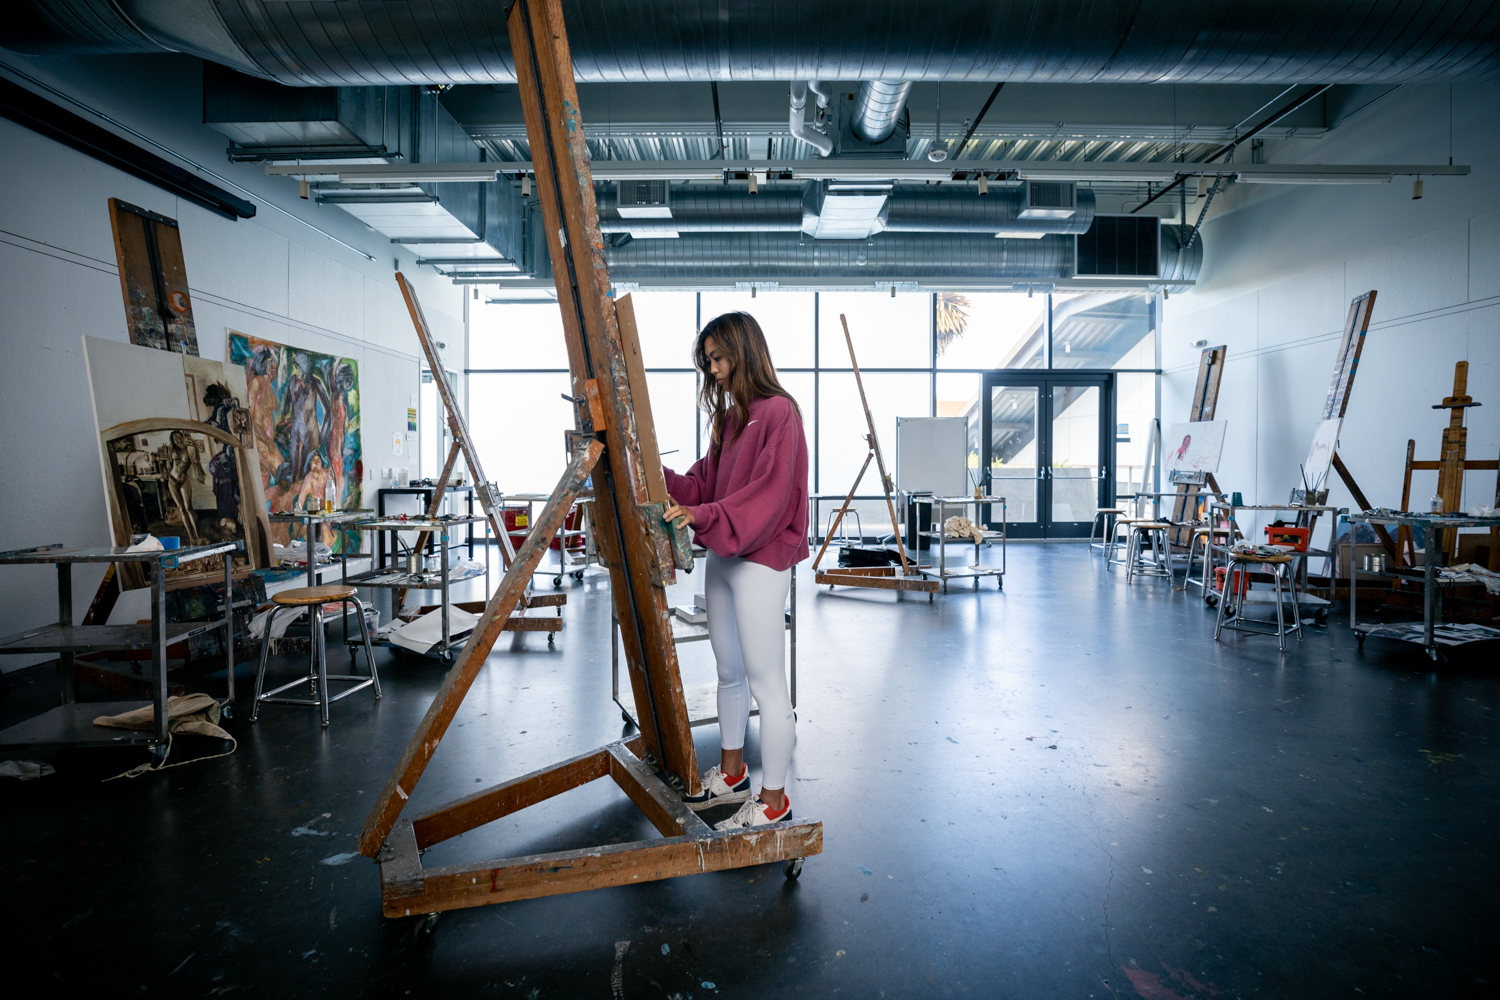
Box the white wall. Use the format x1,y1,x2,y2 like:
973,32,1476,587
0,54,466,670
1163,84,1500,539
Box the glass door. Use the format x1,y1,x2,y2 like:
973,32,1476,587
982,373,1113,539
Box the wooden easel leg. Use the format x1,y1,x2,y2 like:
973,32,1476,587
1331,452,1400,561
358,441,604,858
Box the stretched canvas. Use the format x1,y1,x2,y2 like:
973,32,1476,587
1303,418,1342,490
84,337,269,588
1164,420,1227,475
228,332,363,551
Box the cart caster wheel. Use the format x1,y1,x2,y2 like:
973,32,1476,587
573,570,584,580
412,912,441,940
220,704,234,719
547,634,555,647
1314,609,1329,626
1205,594,1218,608
553,576,562,588
440,651,453,664
784,858,804,880
1356,635,1366,649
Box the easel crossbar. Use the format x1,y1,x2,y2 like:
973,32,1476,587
379,739,823,916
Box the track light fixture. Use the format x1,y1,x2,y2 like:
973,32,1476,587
1412,177,1424,199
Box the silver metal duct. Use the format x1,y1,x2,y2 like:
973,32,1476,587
598,186,804,234
595,184,1096,238
850,81,912,144
1159,226,1205,284
884,186,1095,236
6,2,1499,86
605,232,1075,281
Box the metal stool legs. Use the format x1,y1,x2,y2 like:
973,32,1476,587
1213,557,1304,651
251,598,381,727
1089,511,1116,554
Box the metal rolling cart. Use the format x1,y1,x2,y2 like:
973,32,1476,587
376,484,477,564
611,557,796,728
343,514,490,662
1345,511,1500,661
912,495,1007,592
267,508,373,587
502,491,596,587
0,540,241,752
1205,501,1339,621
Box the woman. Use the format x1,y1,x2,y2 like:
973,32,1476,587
663,312,809,830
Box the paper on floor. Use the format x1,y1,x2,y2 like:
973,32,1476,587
387,605,479,654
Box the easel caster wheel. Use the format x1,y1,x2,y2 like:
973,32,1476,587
412,912,441,940
547,634,555,647
784,858,804,880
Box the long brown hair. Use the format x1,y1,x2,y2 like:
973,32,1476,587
695,311,800,455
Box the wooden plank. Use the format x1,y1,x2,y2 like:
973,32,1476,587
818,566,897,577
606,742,712,838
816,571,938,593
508,0,698,794
378,819,427,900
381,820,824,917
615,295,669,505
411,746,611,850
106,199,198,355
357,440,604,858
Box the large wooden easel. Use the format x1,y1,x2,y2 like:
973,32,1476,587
356,0,820,919
392,274,565,637
1397,361,1499,568
810,316,938,596
1167,345,1228,547
1319,291,1404,562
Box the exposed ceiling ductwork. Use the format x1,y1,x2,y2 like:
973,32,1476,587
596,183,1097,240
6,1,1499,87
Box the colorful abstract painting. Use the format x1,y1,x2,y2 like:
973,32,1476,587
228,332,363,551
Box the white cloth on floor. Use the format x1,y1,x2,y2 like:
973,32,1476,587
0,760,55,780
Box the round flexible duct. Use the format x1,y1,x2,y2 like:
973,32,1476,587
4,1,1498,86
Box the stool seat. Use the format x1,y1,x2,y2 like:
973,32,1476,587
273,585,359,606
1095,507,1127,515
1228,552,1294,564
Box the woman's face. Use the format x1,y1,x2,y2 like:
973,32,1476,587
703,335,731,386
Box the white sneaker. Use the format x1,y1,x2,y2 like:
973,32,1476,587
682,764,751,811
714,794,792,830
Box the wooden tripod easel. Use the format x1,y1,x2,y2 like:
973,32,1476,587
1397,361,1499,568
811,316,938,596
356,0,820,920
391,274,565,637
1167,345,1228,548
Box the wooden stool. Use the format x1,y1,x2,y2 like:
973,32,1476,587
1105,517,1149,568
1089,508,1127,555
251,585,380,727
1213,552,1302,651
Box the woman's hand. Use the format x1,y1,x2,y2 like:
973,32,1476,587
664,496,695,529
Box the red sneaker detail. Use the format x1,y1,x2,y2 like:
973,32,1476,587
762,797,790,821
723,767,747,786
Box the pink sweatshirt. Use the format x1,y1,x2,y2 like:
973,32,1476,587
663,395,809,571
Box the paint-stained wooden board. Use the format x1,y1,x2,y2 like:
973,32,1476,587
615,294,670,506
107,198,198,355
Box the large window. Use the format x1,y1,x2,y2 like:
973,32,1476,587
466,289,1158,536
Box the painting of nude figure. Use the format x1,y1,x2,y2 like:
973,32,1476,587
228,332,363,552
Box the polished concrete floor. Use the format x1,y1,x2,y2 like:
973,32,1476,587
2,544,1497,999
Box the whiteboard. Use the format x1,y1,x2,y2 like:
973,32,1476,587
895,417,968,496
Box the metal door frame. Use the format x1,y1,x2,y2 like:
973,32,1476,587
981,372,1115,539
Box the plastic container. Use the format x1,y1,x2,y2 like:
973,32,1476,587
1263,525,1310,551
1214,565,1251,597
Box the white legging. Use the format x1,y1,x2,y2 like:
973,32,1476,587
705,552,795,790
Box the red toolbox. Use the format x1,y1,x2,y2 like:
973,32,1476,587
1214,566,1251,597
1264,525,1310,551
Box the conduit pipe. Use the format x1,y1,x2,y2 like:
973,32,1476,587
789,82,833,157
